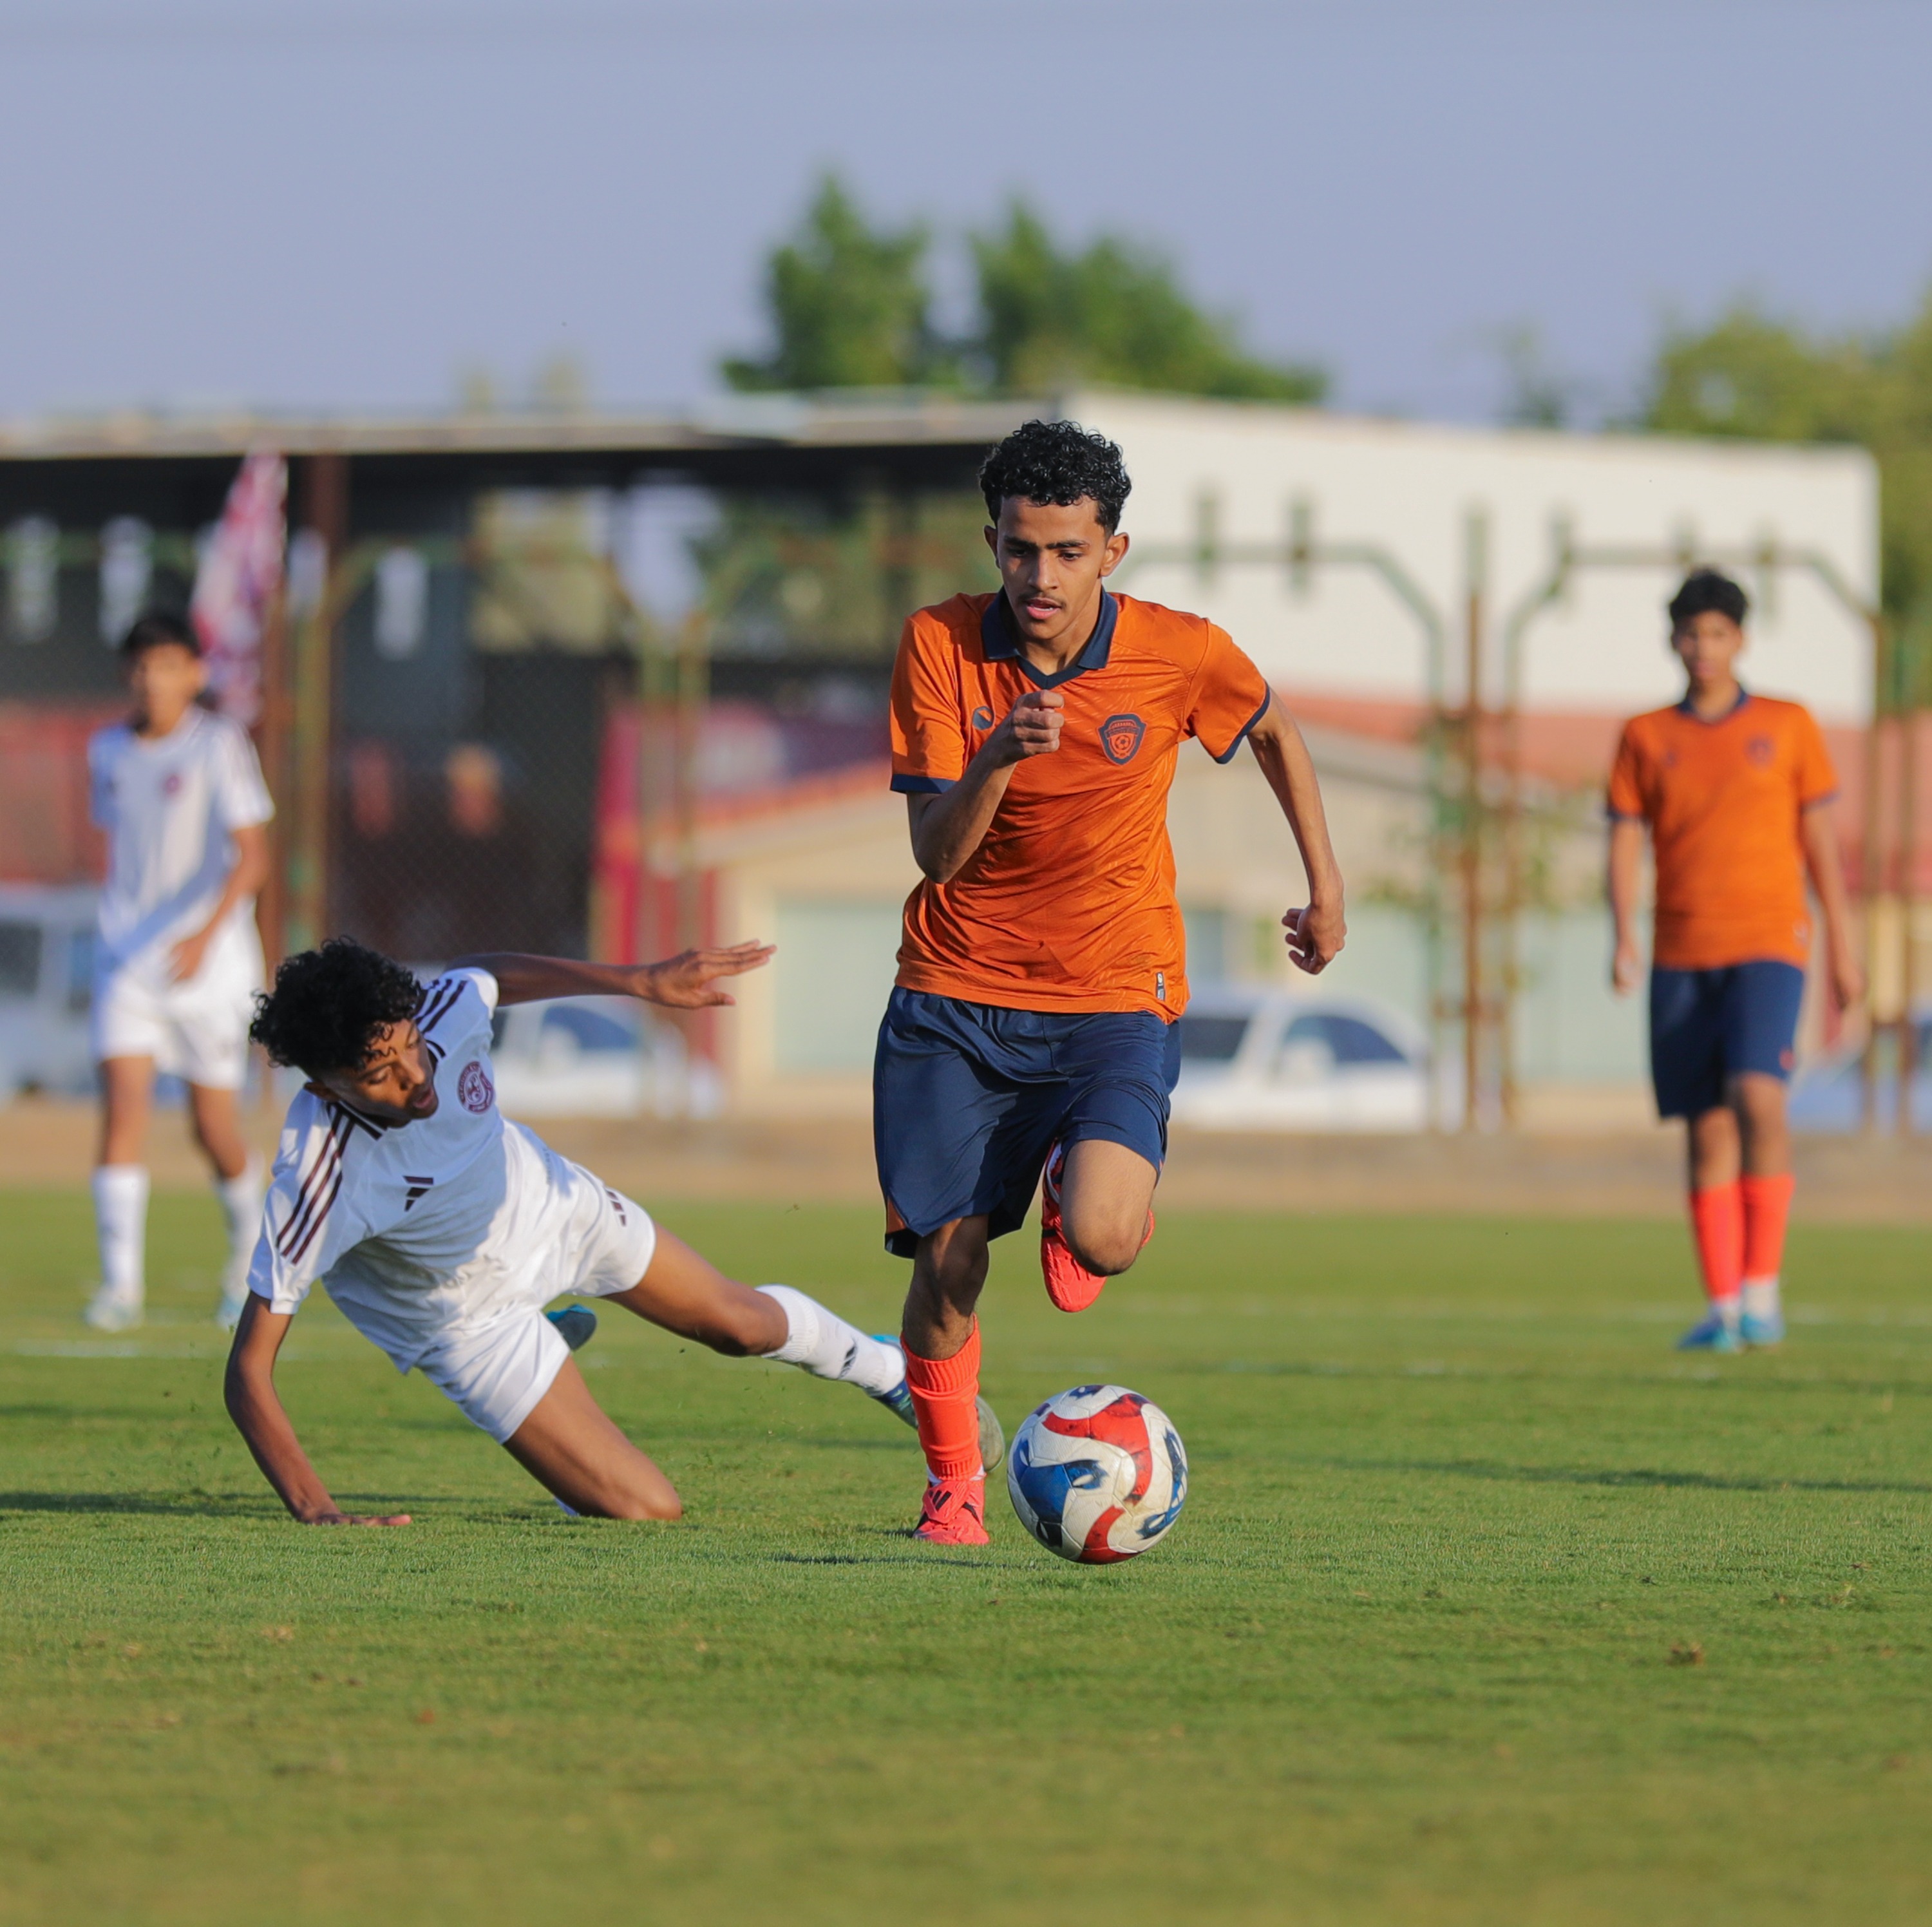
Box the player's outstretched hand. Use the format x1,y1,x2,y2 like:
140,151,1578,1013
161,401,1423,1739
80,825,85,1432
1283,900,1345,975
640,941,776,1009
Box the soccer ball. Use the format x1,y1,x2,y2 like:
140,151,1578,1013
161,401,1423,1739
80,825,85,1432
1006,1384,1188,1564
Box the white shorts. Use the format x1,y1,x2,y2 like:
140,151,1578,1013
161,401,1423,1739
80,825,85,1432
410,1179,657,1442
92,956,259,1090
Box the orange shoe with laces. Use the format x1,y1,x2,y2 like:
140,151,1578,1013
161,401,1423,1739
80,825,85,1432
914,1474,990,1545
1039,1140,1154,1315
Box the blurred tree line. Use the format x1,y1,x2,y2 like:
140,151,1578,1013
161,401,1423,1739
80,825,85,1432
722,175,1325,403
1643,299,1932,690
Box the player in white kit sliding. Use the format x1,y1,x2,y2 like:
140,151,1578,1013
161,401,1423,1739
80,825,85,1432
225,935,1002,1523
86,612,272,1334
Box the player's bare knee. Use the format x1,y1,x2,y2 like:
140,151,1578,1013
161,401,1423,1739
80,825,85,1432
1066,1224,1141,1277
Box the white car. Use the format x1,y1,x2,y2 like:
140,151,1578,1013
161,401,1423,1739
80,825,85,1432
1169,987,1431,1132
0,884,99,1099
488,994,713,1119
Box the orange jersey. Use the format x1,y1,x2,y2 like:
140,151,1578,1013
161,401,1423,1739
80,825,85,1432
1607,692,1837,970
889,590,1271,1016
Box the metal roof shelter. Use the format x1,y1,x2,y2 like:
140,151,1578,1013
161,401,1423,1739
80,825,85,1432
0,394,1041,973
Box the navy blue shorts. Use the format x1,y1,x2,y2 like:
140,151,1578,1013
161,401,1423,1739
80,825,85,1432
873,988,1182,1258
1649,960,1806,1119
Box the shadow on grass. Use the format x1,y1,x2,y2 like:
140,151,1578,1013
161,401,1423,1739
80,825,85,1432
0,1489,278,1517
771,1550,1017,1571
1322,1459,1932,1497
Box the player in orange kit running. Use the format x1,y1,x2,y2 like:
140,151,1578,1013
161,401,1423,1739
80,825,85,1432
876,419,1347,1543
1609,568,1863,1352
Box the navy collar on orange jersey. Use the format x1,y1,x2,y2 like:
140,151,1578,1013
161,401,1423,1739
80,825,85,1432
1676,685,1750,723
981,589,1119,688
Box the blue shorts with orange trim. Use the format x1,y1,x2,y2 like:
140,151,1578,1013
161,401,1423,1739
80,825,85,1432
873,987,1180,1259
1649,960,1805,1119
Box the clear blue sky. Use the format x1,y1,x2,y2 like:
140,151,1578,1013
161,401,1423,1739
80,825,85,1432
1,0,1926,425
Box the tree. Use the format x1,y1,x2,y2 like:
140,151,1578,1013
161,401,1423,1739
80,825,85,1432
722,176,949,392
969,200,1325,403
1643,298,1932,663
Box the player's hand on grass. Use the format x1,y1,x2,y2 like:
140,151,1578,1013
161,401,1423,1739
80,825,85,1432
1611,934,1642,996
991,688,1064,762
1283,900,1345,975
638,942,776,1009
166,927,213,983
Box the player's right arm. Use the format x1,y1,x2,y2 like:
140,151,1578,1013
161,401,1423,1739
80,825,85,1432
1607,724,1647,994
223,1296,410,1526
905,690,1064,883
1607,822,1646,993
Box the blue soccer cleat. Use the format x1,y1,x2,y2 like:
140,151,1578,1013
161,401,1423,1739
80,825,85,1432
547,1304,598,1352
1739,1308,1785,1349
1676,1310,1744,1353
871,1335,1006,1472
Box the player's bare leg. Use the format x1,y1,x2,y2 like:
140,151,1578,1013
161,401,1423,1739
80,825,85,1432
501,1356,683,1520
1056,1139,1159,1276
602,1228,789,1355
1039,1137,1159,1314
88,1055,156,1330
186,1082,251,1183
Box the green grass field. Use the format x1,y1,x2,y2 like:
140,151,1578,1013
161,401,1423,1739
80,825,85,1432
3,1190,1931,1926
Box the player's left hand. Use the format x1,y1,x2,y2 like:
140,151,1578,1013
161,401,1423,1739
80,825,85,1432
166,928,213,983
1828,943,1866,1015
638,941,776,1009
1283,900,1345,975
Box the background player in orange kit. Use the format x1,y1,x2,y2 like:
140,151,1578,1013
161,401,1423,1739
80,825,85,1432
1609,569,1863,1352
876,419,1347,1543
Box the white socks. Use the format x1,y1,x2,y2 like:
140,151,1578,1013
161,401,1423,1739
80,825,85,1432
92,1164,150,1307
756,1284,903,1396
1741,1277,1781,1322
214,1157,263,1306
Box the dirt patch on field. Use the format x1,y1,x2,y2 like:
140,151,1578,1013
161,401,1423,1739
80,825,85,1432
6,1096,1931,1222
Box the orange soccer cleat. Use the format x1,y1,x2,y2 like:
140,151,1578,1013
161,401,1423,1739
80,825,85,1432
1039,1141,1153,1315
914,1474,990,1546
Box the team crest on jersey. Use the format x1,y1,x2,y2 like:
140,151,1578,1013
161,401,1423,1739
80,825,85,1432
971,705,995,730
457,1060,495,1114
162,772,183,797
1100,713,1146,764
1747,734,1775,766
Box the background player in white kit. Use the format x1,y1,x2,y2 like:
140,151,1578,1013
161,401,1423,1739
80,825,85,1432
86,612,272,1333
226,935,1001,1523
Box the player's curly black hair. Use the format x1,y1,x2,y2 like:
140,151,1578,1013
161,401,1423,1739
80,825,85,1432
249,937,422,1077
1669,568,1748,631
979,419,1132,534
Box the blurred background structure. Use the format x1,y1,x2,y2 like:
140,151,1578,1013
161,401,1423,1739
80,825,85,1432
5,1,1932,1137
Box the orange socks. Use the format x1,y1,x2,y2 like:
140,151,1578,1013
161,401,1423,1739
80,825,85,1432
1741,1173,1795,1283
902,1325,983,1483
1688,1181,1744,1306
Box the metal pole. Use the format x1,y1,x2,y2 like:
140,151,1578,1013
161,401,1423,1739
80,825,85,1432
1462,509,1488,1131
288,453,348,955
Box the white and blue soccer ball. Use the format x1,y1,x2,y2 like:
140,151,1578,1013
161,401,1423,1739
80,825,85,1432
1007,1384,1188,1564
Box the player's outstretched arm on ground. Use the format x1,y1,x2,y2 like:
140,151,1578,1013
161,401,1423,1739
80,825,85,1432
222,1295,411,1526
1245,702,1347,974
1800,799,1866,1013
448,942,775,1012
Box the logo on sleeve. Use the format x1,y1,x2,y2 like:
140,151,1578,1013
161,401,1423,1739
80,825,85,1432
457,1061,495,1114
1100,714,1146,764
971,705,995,730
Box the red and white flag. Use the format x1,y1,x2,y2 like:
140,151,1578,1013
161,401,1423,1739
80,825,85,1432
191,450,287,726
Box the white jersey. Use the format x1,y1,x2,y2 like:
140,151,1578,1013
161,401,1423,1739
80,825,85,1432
248,969,643,1372
88,705,273,980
